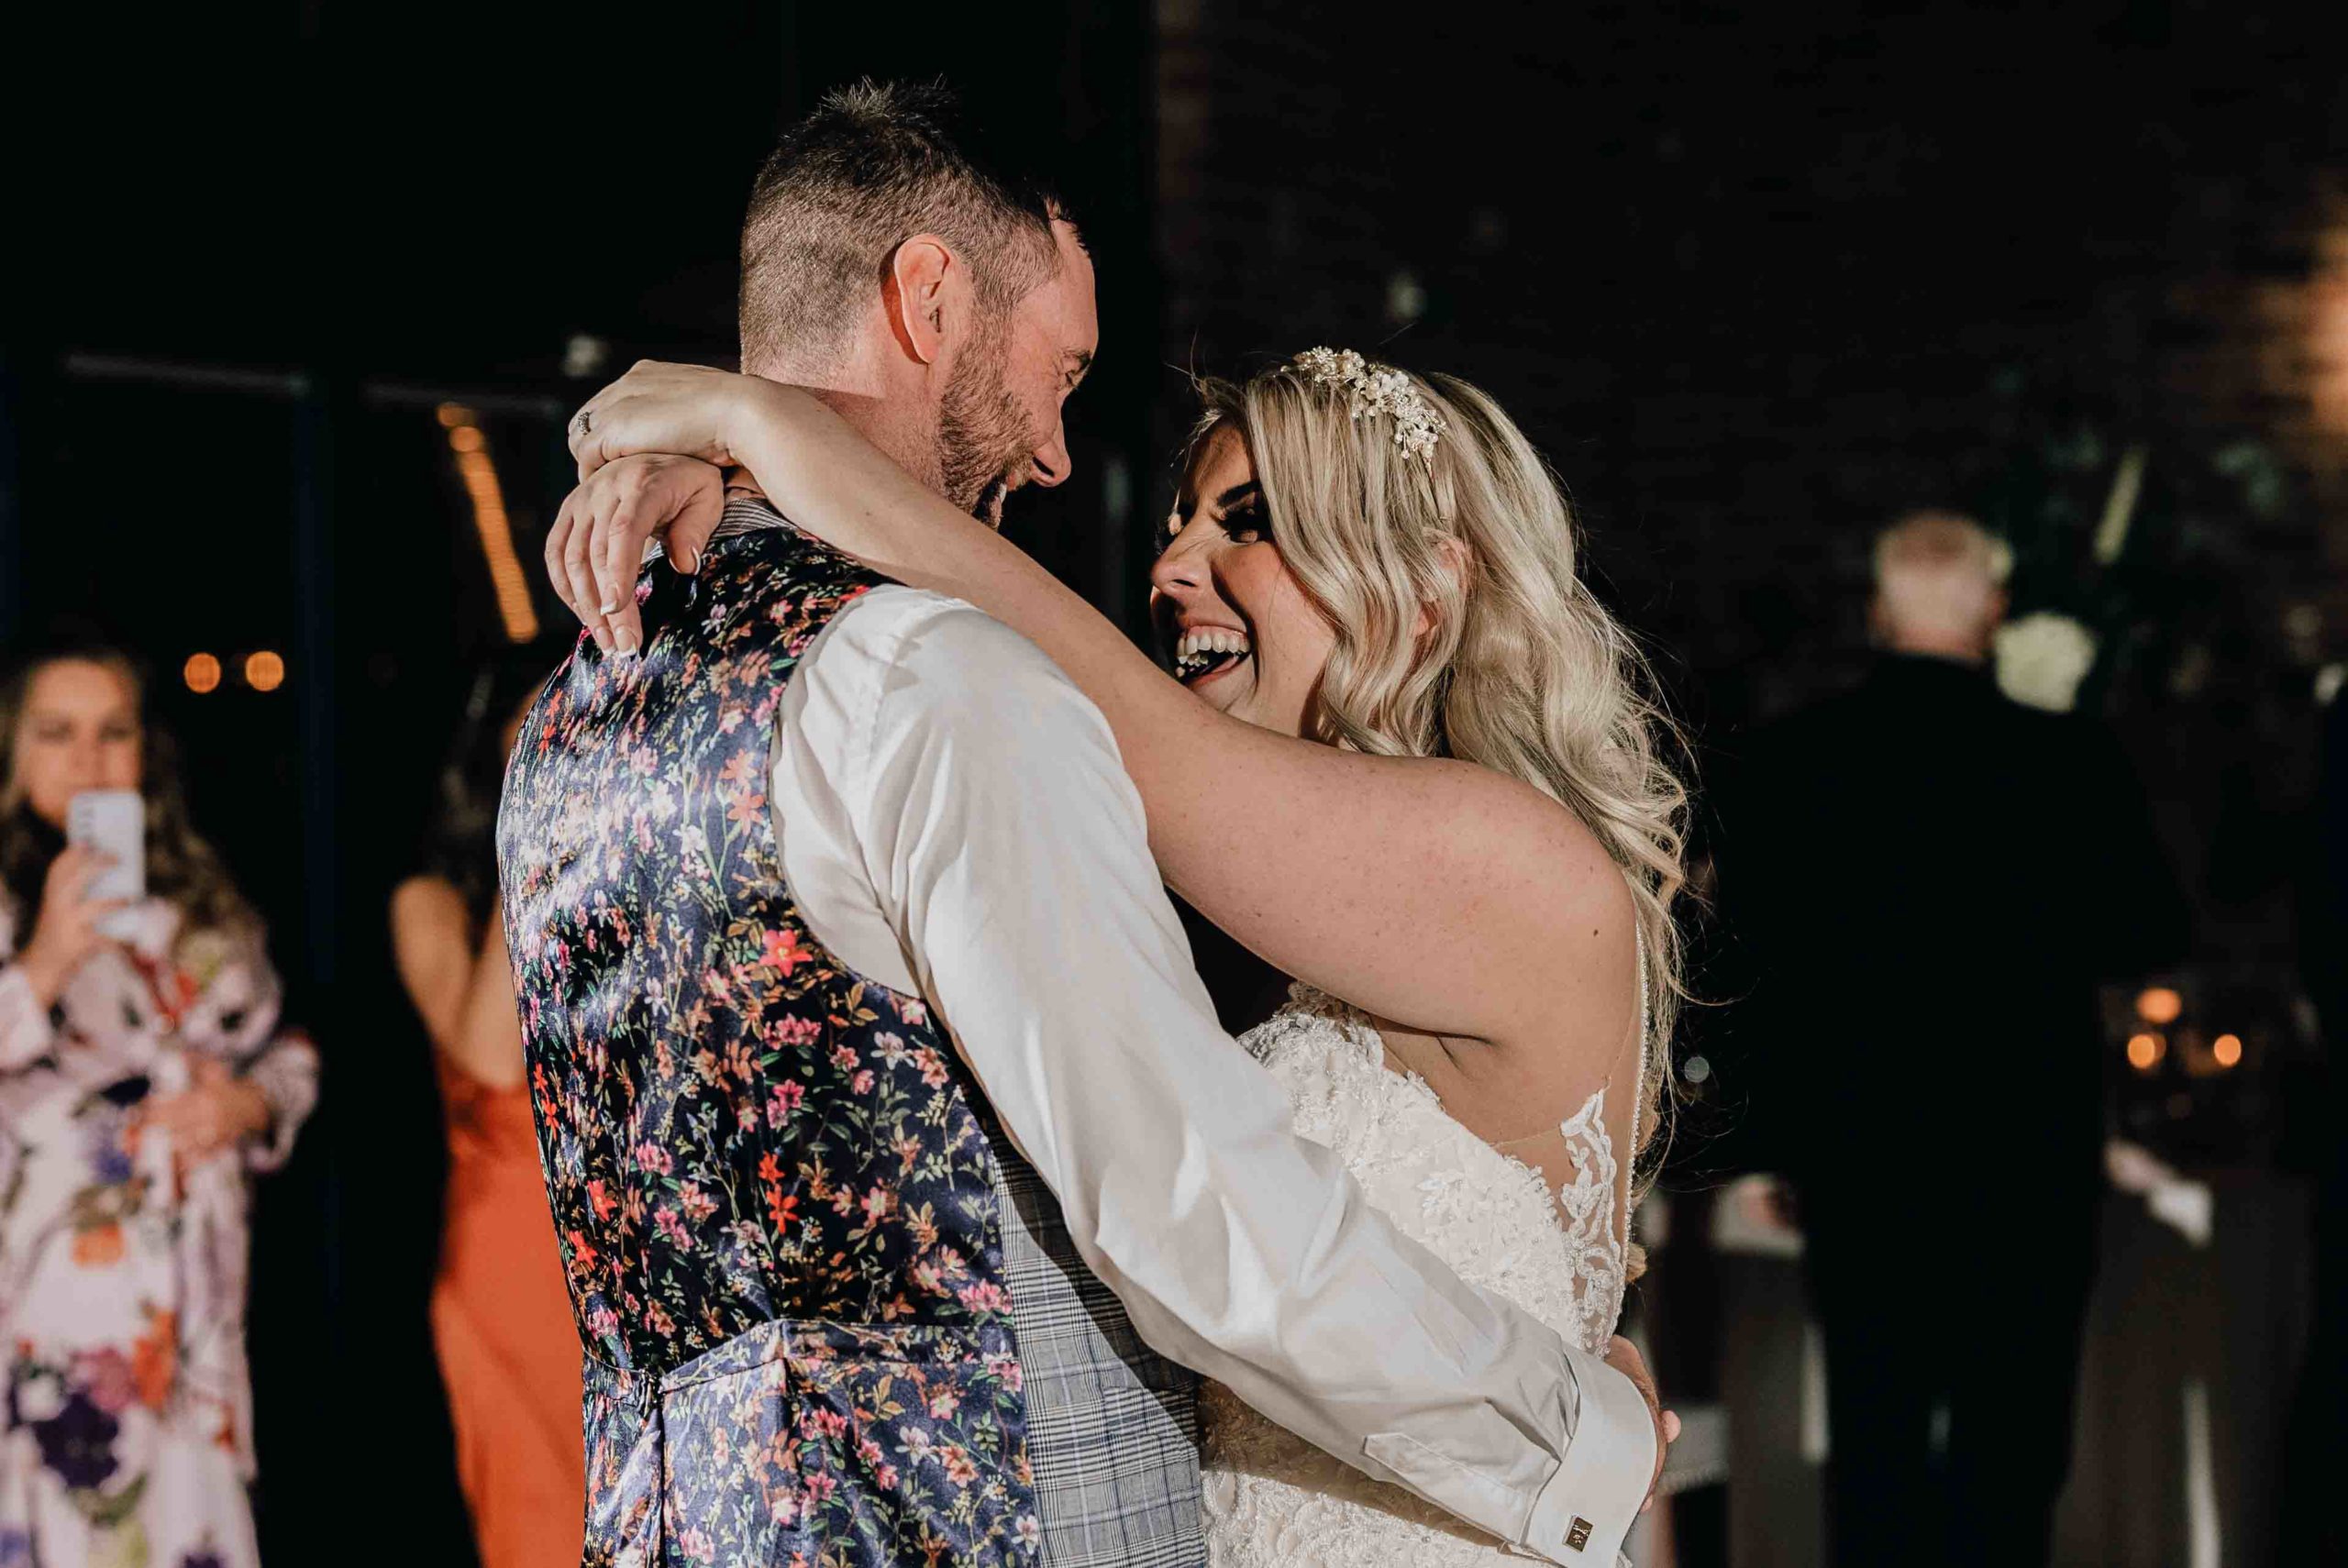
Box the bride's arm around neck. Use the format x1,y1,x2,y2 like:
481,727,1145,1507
719,384,1644,1082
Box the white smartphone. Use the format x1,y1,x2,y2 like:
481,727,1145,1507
66,790,146,938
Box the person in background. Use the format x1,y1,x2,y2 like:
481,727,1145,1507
1713,513,2186,1568
0,635,318,1567
389,661,581,1568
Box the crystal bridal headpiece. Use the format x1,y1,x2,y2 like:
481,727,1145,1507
1290,347,1445,462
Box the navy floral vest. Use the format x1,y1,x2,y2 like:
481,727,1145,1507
497,526,1041,1566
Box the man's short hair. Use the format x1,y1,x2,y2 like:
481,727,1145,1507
737,80,1069,373
1872,510,2009,637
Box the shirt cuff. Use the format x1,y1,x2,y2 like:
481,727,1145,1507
1521,1352,1656,1564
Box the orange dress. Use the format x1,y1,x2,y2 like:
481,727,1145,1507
430,1055,584,1568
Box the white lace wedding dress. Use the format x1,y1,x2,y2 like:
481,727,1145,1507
1199,981,1637,1566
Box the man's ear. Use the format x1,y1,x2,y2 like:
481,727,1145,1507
882,235,958,367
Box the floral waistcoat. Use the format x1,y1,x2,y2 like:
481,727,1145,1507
497,526,1040,1566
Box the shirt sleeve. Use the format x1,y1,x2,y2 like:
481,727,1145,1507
0,913,81,1146
0,965,56,1074
0,903,56,1073
774,588,1655,1562
183,930,318,1174
238,1032,318,1173
0,962,76,1146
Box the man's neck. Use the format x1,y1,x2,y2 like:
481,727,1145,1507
744,349,940,492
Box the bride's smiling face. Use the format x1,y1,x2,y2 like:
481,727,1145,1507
1150,423,1336,737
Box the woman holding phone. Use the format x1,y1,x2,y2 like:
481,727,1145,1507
0,635,317,1568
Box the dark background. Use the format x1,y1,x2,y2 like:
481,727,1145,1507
3,2,2343,1560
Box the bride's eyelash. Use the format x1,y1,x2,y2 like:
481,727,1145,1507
1154,503,1272,557
1224,502,1268,544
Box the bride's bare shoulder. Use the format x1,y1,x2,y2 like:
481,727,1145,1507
1413,758,1638,931
1412,760,1642,1056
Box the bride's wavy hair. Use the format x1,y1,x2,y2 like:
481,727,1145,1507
1182,359,1691,1168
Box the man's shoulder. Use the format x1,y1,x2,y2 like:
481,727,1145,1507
712,517,1047,689
718,515,888,595
822,583,1046,664
807,586,1095,723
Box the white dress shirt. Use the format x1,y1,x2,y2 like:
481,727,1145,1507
765,577,1656,1563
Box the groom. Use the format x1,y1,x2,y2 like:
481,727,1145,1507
503,81,1660,1567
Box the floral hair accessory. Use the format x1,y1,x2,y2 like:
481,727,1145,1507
1290,347,1445,462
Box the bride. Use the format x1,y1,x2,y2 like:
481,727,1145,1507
553,348,1689,1563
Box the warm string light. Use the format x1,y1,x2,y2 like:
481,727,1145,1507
2129,986,2246,1074
184,650,288,694
437,402,541,644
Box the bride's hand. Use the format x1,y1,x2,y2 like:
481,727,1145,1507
546,453,727,655
1603,1334,1680,1512
565,360,759,481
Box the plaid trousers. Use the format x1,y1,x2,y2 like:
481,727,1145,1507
988,1123,1205,1568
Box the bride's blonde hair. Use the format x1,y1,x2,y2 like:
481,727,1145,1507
1184,358,1691,1165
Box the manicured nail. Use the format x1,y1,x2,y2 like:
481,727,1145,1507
600,596,624,615
592,627,613,654
614,625,640,657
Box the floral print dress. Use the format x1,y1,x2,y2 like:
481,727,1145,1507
0,896,316,1568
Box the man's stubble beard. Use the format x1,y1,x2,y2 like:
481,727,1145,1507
936,307,1033,528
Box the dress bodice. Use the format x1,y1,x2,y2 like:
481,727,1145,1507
1238,984,1631,1353
1199,983,1637,1567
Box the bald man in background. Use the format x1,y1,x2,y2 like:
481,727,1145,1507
1715,513,2186,1567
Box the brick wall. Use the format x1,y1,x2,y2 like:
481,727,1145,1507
1152,0,2347,727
